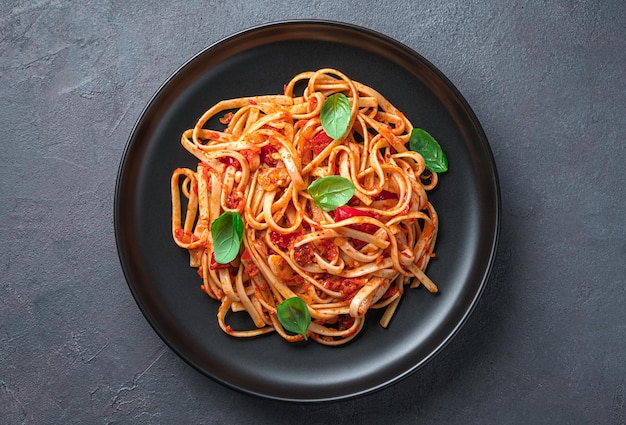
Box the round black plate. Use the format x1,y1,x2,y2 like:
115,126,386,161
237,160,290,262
114,20,500,402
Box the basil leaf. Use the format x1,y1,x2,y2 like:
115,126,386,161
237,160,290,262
409,128,449,173
320,93,351,140
276,297,311,340
210,211,244,264
307,176,355,212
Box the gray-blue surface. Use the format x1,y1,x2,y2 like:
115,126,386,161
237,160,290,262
1,1,625,423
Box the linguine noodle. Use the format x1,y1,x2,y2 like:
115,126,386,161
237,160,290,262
171,68,440,345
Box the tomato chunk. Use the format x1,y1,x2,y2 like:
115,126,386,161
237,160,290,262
293,242,315,266
373,190,398,201
241,248,252,261
270,230,297,249
310,130,334,154
218,156,241,169
260,145,279,166
209,252,230,270
334,206,378,235
334,206,374,220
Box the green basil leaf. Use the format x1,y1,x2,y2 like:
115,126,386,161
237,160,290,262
210,211,244,264
307,176,355,212
320,93,351,140
408,128,449,173
276,297,311,340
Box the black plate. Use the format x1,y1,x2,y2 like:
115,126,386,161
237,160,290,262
114,20,500,402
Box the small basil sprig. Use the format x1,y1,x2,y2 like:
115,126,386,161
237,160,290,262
307,176,355,212
409,128,448,173
276,297,311,340
210,211,243,264
320,93,351,140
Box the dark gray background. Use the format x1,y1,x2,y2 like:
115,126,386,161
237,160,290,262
1,1,624,424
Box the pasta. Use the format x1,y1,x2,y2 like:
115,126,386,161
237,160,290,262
171,68,442,345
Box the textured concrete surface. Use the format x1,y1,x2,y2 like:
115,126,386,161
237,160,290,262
1,1,625,423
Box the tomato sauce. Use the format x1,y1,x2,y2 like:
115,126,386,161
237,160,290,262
308,130,333,154
218,156,241,170
334,206,378,234
293,242,315,266
270,230,299,249
260,145,279,166
209,252,230,270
